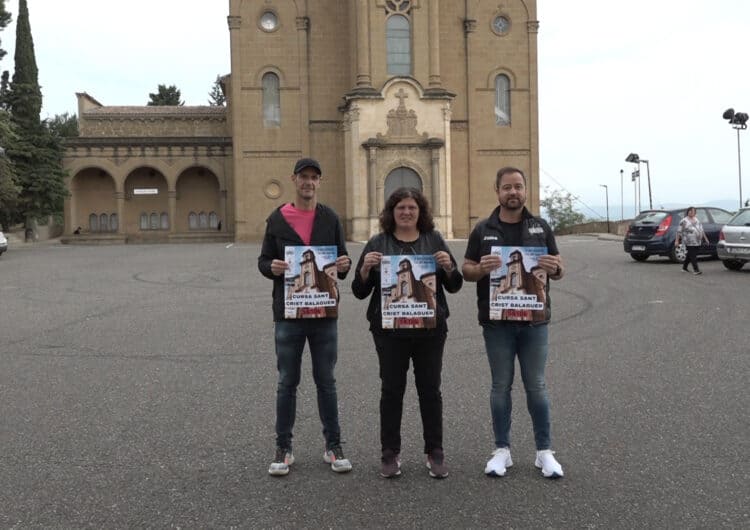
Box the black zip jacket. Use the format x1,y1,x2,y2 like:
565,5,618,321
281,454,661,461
258,203,350,321
351,231,463,336
464,206,558,324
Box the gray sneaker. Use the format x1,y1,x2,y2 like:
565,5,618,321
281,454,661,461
380,449,401,478
426,448,449,479
268,447,294,476
323,445,352,473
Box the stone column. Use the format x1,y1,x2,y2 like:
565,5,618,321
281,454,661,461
428,0,441,89
168,190,177,233
367,147,378,217
431,148,441,215
220,190,228,232
527,20,541,213
297,16,311,156
115,191,125,234
356,0,373,89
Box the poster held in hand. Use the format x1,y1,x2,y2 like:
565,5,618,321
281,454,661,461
284,245,339,319
489,246,548,322
380,255,437,329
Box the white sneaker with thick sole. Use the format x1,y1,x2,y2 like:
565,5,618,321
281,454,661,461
535,449,563,478
268,448,294,476
485,447,513,476
323,445,353,473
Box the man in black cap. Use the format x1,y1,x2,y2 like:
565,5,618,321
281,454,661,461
258,157,353,476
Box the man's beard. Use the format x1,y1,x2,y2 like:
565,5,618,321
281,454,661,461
501,197,525,210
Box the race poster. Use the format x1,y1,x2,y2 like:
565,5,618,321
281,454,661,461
284,245,339,319
489,246,548,322
380,255,437,329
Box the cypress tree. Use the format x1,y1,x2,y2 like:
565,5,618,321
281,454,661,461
6,0,67,233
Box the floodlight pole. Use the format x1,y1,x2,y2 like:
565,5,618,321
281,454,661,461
600,184,610,233
736,128,744,209
619,169,624,220
641,159,653,210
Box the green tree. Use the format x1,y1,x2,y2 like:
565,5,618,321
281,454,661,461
45,112,79,138
0,110,20,230
208,75,225,106
539,187,585,231
147,84,184,106
0,0,11,62
4,0,67,233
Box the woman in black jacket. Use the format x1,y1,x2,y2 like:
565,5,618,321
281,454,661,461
352,187,463,479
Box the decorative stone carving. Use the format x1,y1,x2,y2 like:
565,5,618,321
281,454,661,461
377,88,427,141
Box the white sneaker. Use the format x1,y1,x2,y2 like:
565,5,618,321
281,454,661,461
323,445,353,473
535,449,563,478
485,447,513,476
268,448,294,476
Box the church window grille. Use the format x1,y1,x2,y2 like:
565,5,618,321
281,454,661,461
262,72,281,127
149,212,159,230
199,211,208,229
110,214,118,232
209,211,218,229
189,212,198,230
140,213,149,230
99,213,109,232
89,213,98,232
160,212,169,230
495,74,511,126
386,15,411,76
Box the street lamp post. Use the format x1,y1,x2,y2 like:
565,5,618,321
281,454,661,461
600,184,610,233
722,108,748,209
626,153,652,210
619,169,624,220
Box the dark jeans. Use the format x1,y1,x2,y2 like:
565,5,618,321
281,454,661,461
373,333,446,454
682,245,700,272
274,319,341,450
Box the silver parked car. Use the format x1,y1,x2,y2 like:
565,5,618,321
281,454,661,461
0,231,7,256
717,207,750,270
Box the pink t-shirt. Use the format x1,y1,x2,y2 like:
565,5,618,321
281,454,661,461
280,203,316,245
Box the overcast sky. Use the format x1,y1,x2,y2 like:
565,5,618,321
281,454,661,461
3,0,749,218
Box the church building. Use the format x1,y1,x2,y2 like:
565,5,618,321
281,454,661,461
62,0,539,242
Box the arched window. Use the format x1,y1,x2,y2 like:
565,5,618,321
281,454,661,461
89,213,99,232
511,272,518,287
209,211,218,229
384,166,422,203
495,74,511,125
99,213,109,232
140,213,149,230
199,212,208,229
387,15,411,75
262,72,281,127
160,212,169,230
110,214,118,233
150,212,159,230
304,271,311,286
188,212,198,230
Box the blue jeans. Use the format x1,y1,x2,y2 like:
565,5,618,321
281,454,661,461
274,319,341,450
482,323,551,450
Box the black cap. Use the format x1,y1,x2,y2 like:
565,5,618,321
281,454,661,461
293,157,322,175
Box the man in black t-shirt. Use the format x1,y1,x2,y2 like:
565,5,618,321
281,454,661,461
462,167,566,479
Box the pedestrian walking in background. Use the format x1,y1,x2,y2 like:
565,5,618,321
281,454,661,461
676,206,709,275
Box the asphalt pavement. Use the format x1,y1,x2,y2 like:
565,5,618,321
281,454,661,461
0,236,747,528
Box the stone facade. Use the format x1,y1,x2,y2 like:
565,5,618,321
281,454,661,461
63,0,539,242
